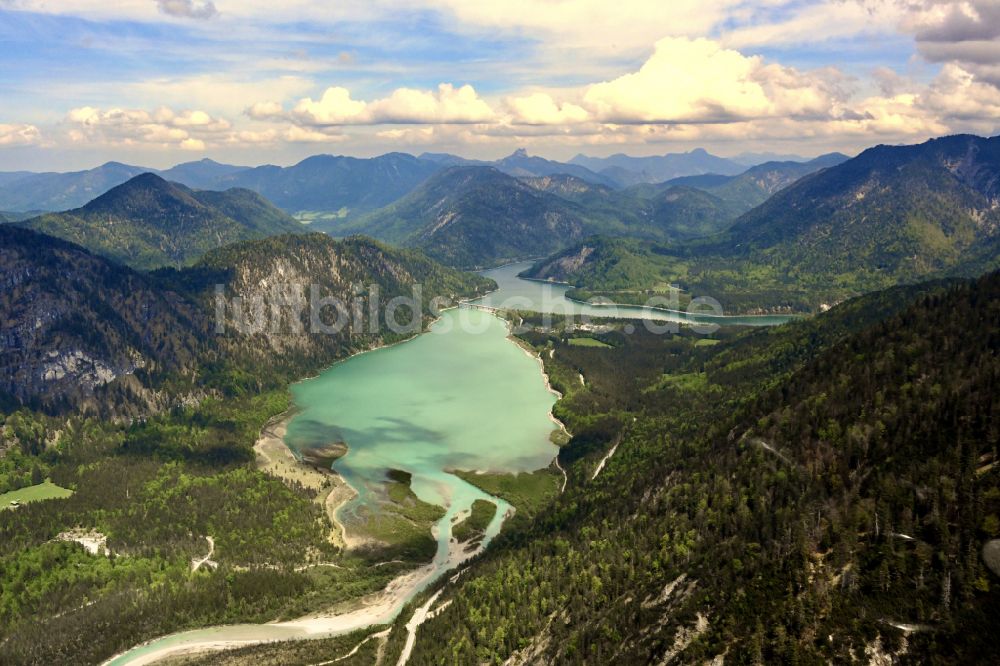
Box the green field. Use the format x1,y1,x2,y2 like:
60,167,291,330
0,481,73,510
567,337,612,348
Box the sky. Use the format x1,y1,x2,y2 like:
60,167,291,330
0,0,999,170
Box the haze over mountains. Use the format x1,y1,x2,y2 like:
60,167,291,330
4,134,998,313
0,147,829,216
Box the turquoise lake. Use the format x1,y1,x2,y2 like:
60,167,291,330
284,306,558,533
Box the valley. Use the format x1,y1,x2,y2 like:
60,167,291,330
1,135,998,666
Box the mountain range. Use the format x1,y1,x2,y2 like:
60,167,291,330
0,148,826,216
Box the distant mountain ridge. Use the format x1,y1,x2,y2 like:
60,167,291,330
21,173,305,270
569,148,746,186
0,148,787,214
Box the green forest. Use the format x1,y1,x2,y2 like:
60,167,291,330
395,270,1000,664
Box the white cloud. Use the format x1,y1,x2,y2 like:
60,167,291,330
722,1,905,49
505,93,589,125
245,101,286,121
0,123,41,146
289,83,495,126
65,105,232,148
154,0,216,20
291,87,370,125
920,63,1000,123
901,0,1000,86
127,75,314,118
580,37,844,124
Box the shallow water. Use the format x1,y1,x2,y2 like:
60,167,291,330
284,306,557,533
105,307,557,665
470,261,797,327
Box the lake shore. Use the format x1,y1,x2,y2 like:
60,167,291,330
254,411,356,551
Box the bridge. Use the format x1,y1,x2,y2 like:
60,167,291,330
459,303,505,314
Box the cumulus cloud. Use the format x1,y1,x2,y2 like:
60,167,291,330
65,105,231,148
505,93,589,125
154,0,217,20
286,83,495,126
245,100,286,121
291,87,370,125
0,123,41,146
580,37,845,124
920,63,1000,123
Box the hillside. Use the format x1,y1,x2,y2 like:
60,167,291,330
350,167,758,268
521,236,671,291
700,152,848,209
21,173,305,270
401,269,1000,664
0,161,149,211
0,227,492,413
193,233,496,381
728,135,999,260
0,154,442,220
344,167,597,268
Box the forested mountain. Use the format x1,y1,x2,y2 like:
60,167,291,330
695,152,849,210
21,174,305,270
0,154,442,218
526,135,1000,313
347,167,759,268
491,148,616,186
419,149,615,186
521,236,670,291
400,269,1000,664
158,158,249,189
190,232,495,384
0,227,492,414
727,135,999,261
341,167,596,268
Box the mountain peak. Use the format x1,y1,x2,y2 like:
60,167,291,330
509,148,530,159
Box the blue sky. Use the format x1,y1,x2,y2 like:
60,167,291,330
0,0,998,170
